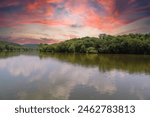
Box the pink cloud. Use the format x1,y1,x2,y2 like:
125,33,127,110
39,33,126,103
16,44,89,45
83,8,124,33
0,0,150,44
97,0,116,14
7,37,60,44
65,0,88,15
0,0,20,8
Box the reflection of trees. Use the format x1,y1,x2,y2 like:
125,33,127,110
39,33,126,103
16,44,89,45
0,52,20,58
39,53,150,74
0,51,38,59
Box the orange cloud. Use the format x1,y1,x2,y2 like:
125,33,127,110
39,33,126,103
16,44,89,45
31,19,72,26
45,7,54,16
26,2,40,11
46,0,63,3
26,0,57,17
84,9,123,33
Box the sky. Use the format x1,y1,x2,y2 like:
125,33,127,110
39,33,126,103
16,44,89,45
0,0,150,44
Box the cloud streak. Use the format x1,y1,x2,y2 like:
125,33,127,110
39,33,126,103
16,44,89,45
0,0,150,43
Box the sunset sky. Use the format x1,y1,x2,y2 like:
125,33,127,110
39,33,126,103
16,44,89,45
0,0,150,44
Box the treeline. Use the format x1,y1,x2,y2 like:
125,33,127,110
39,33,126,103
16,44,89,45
0,40,33,51
39,33,150,54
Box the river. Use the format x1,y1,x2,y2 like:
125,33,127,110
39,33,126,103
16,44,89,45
0,52,150,100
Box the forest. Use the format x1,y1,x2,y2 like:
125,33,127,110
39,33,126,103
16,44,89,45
1,33,150,54
39,33,150,54
0,40,32,51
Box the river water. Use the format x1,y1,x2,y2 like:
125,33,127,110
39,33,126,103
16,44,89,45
0,52,150,100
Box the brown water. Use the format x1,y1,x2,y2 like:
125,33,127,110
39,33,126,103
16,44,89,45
0,52,150,100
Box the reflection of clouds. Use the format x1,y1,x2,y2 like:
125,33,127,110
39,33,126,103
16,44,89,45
127,73,150,100
0,55,150,99
0,55,56,78
47,65,97,99
106,70,127,79
86,70,117,95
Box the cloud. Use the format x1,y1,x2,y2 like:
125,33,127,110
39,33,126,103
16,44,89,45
113,17,150,35
0,0,150,43
0,36,60,44
0,0,21,8
0,23,102,43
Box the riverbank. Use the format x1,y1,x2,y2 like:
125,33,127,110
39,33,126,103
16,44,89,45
39,33,150,54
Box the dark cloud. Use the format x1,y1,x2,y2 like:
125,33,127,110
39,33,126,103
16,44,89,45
0,5,24,14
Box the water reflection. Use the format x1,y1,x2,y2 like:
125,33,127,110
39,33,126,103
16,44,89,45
40,53,150,74
0,52,150,100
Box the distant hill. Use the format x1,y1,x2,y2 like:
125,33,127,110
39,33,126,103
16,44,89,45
0,40,30,51
23,44,39,48
0,40,21,46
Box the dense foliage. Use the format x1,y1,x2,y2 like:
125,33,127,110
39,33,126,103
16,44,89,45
0,40,32,51
39,33,150,54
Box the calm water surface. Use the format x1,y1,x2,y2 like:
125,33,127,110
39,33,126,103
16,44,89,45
0,52,150,100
